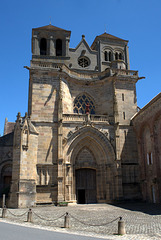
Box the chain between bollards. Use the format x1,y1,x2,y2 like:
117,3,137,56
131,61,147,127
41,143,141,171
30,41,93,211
64,212,70,228
1,206,125,235
118,216,126,235
27,208,33,222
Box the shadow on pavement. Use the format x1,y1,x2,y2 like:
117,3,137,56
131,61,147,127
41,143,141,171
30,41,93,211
111,202,161,215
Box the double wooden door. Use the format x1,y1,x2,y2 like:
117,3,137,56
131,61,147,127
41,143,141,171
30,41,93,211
76,168,96,204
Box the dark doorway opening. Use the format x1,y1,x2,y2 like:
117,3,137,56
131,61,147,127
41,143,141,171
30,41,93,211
2,176,12,197
76,168,96,204
77,189,85,204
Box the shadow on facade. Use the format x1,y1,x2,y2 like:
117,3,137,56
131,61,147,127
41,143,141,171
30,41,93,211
120,128,142,202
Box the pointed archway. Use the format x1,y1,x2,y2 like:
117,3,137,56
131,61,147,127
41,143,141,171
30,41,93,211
63,126,121,204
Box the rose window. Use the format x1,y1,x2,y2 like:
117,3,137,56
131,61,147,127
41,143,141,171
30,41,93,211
78,57,90,68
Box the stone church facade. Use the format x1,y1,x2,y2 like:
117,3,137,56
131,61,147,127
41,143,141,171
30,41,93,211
0,24,149,208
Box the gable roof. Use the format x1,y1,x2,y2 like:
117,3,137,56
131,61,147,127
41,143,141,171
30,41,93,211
91,32,128,49
32,24,71,34
73,37,95,53
97,32,127,41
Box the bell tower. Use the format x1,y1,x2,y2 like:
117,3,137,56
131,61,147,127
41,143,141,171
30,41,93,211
91,32,130,72
32,24,71,58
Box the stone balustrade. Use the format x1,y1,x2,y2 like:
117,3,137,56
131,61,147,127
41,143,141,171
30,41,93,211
111,68,138,77
63,114,109,123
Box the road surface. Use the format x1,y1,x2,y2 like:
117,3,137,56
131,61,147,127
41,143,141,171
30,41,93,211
0,222,110,240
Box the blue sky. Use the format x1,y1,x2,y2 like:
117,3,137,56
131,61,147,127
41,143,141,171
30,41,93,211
0,0,161,135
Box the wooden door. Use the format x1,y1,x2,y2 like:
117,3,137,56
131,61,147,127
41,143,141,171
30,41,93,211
76,169,96,204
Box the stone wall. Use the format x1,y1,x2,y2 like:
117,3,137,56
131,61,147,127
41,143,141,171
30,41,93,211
132,93,161,203
0,133,13,198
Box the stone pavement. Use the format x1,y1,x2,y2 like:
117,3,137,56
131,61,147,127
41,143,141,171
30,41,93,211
1,203,161,240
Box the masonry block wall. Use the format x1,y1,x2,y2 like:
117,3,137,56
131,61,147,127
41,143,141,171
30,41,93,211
132,93,161,203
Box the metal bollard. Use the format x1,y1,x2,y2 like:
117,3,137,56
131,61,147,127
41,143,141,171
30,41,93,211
64,212,70,228
118,217,126,235
2,194,5,209
2,206,7,218
27,208,33,222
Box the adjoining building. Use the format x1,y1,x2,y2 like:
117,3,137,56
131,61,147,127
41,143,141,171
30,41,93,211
132,93,161,204
0,24,159,208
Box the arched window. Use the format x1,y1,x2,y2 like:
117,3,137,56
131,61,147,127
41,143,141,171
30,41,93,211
119,53,122,60
115,52,118,60
104,51,108,61
56,39,62,56
109,51,112,61
40,38,47,55
73,93,95,114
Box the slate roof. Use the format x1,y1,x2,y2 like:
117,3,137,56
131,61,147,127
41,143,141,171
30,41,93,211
4,122,15,135
91,32,128,49
33,24,71,34
96,32,128,42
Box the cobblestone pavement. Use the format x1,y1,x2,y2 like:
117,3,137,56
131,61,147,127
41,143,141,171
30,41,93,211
1,203,161,240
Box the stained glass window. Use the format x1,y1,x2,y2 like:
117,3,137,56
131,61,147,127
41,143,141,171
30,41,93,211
73,94,95,114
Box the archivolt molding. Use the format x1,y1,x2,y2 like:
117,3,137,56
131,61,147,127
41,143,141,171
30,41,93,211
0,160,12,168
67,125,111,144
113,48,124,54
102,46,113,52
0,160,12,177
65,125,116,167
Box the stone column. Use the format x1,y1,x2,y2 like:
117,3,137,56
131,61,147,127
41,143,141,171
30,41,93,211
125,45,130,70
113,79,123,200
113,79,120,160
50,36,55,56
98,40,101,72
106,167,111,202
33,35,39,55
65,37,70,57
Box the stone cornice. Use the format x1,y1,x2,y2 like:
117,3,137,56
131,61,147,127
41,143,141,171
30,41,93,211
26,62,140,83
